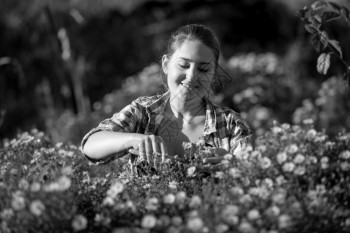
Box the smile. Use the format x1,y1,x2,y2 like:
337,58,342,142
181,83,199,89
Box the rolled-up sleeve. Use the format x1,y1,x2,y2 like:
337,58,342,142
80,101,143,164
228,118,253,155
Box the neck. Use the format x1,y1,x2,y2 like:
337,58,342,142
168,94,206,121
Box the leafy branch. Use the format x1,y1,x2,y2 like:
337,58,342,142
298,0,350,88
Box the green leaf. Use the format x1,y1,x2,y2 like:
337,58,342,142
297,7,310,20
329,39,343,59
310,14,322,28
343,68,350,88
311,34,321,53
328,2,342,13
317,53,331,75
304,24,317,34
341,6,350,24
322,11,341,22
311,1,328,11
320,31,329,48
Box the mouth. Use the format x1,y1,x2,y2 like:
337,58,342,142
181,83,199,89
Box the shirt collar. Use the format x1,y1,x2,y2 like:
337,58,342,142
146,91,217,135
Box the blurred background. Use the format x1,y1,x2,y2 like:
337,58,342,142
1,0,350,145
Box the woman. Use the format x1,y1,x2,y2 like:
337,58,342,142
81,24,252,171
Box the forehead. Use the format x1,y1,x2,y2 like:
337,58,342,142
172,40,215,64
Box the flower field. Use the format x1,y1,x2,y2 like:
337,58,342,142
1,121,350,233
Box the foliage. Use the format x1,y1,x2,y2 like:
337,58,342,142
298,0,350,87
1,123,350,232
293,76,350,136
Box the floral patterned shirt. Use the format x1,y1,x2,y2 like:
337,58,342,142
81,91,252,164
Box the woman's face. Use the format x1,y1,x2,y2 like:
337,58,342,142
162,40,216,103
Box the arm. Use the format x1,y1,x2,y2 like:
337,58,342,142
83,131,141,160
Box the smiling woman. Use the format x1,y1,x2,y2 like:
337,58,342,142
81,24,252,173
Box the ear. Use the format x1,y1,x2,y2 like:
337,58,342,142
161,55,169,75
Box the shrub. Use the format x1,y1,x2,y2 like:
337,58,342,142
1,122,350,232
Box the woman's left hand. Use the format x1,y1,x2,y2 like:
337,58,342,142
200,148,231,172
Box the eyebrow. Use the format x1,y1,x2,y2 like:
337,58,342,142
178,57,211,65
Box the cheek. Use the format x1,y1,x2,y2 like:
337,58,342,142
167,66,183,84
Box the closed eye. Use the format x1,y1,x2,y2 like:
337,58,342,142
198,67,209,72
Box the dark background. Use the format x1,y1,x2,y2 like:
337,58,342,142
1,0,350,145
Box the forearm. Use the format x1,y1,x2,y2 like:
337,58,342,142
82,131,140,160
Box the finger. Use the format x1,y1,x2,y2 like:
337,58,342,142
151,135,160,155
145,137,152,164
158,137,168,163
128,149,140,156
210,164,224,172
214,148,230,156
203,157,224,164
138,141,146,161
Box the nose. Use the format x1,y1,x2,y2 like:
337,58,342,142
184,66,199,85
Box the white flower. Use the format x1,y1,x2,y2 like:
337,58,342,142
222,204,239,216
293,154,305,164
260,157,271,169
247,209,260,220
282,162,295,172
281,123,291,130
107,182,124,198
141,214,157,229
320,157,329,169
72,215,88,231
187,217,204,232
189,195,202,208
0,209,14,220
230,187,244,196
277,152,288,164
294,166,306,176
175,191,187,203
262,178,274,188
102,196,115,206
57,176,71,191
228,168,241,178
163,193,176,204
30,200,45,216
340,150,350,160
11,193,26,210
238,221,255,233
171,216,183,226
257,145,267,153
309,156,318,164
30,182,41,192
320,157,329,164
265,205,280,216
214,171,224,179
303,119,314,125
306,129,317,137
169,181,179,190
216,223,229,233
341,162,350,171
272,191,286,204
61,166,73,175
286,144,298,154
18,179,29,190
271,126,282,134
187,166,196,177
278,214,292,229
240,194,252,204
345,218,350,227
145,197,159,211
224,153,233,160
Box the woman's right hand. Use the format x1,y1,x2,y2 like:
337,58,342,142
129,134,168,168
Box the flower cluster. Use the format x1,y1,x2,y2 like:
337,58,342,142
1,123,350,232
